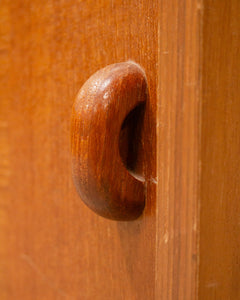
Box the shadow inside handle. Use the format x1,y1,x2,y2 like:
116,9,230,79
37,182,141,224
119,102,146,182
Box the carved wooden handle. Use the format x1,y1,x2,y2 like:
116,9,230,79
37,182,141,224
71,62,148,220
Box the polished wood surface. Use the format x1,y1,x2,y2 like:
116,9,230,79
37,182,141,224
0,0,239,299
71,62,147,220
0,1,157,299
199,1,240,299
156,0,201,298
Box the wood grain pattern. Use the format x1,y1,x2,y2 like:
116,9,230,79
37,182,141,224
199,1,240,299
0,0,239,299
156,0,201,298
0,1,157,299
0,3,11,299
71,62,147,220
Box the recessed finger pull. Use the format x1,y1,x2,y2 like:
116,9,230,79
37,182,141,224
71,61,148,221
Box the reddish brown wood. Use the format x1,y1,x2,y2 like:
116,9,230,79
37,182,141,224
199,1,240,299
71,62,147,220
0,1,157,298
1,0,239,299
156,1,201,298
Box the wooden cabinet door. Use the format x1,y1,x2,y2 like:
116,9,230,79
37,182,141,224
0,1,239,299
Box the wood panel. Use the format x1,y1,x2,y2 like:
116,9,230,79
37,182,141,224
1,0,239,299
199,1,240,299
0,0,158,299
156,0,201,299
0,2,11,299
